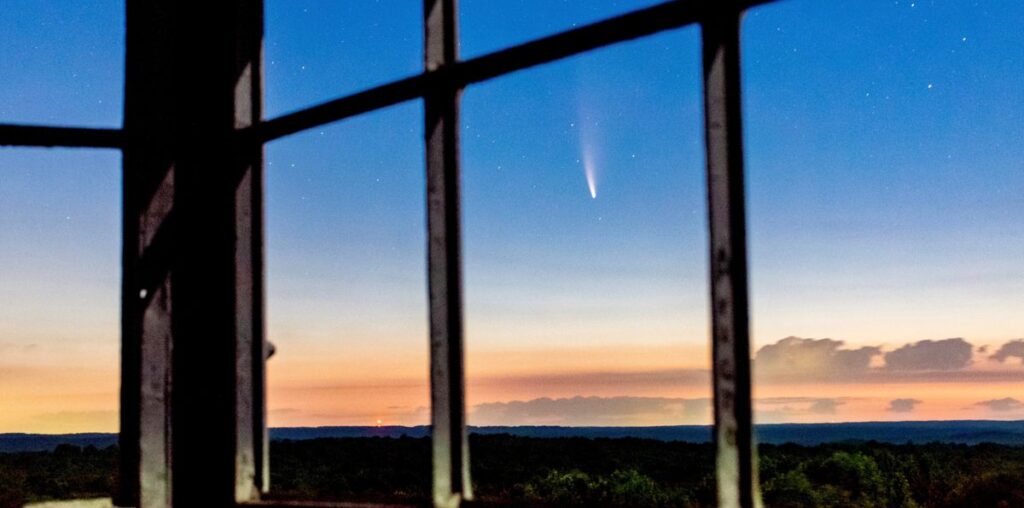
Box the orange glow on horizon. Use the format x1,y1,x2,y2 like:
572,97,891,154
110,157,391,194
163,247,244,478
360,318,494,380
4,340,1023,432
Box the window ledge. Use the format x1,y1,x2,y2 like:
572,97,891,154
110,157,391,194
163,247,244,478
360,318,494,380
23,499,114,508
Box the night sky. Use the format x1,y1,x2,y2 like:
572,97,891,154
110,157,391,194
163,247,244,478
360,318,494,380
1,0,1022,433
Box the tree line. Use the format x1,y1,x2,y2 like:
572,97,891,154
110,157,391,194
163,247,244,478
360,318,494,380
2,436,1023,507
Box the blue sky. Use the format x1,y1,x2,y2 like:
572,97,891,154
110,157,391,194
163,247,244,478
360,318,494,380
1,0,1022,431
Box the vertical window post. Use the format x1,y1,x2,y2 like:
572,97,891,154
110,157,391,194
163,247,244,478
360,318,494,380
119,1,175,505
120,1,265,506
701,6,761,508
424,0,472,506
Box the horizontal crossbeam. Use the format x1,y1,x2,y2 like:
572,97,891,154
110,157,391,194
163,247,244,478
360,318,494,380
253,0,773,143
0,124,124,148
0,0,775,150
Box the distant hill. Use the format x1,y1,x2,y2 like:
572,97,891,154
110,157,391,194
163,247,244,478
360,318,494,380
0,433,118,453
3,420,1022,453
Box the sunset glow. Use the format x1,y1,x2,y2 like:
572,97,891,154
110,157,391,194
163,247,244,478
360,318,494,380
2,0,1023,435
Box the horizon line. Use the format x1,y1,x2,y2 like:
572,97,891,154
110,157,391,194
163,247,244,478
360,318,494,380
5,418,1023,437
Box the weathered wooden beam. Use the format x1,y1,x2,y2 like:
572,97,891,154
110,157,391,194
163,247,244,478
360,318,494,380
424,0,471,507
119,1,174,505
701,6,762,508
119,1,265,507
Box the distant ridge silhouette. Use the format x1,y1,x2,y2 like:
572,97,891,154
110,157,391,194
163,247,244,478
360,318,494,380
3,420,1022,453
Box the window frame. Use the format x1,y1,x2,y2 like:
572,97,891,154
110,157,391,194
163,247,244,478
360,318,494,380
0,0,771,506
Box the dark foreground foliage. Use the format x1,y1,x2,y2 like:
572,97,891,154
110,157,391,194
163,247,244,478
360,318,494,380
2,436,1024,507
0,444,117,508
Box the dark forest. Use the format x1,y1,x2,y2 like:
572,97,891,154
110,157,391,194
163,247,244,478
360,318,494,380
3,436,1023,507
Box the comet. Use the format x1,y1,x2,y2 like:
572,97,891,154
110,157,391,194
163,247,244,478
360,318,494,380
582,145,598,199
579,109,599,199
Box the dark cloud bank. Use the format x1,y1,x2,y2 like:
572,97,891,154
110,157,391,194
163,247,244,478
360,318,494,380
991,339,1024,364
974,398,1024,412
458,337,1024,425
884,339,973,371
887,398,922,413
471,396,861,426
465,393,1013,426
754,337,878,381
470,396,710,426
754,336,1024,384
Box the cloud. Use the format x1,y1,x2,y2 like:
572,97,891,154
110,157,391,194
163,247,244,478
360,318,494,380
990,339,1024,364
750,336,1020,384
808,399,843,415
470,395,857,426
883,338,973,371
754,337,880,381
472,369,710,392
865,369,1024,383
887,398,921,413
469,396,710,426
0,342,39,354
755,397,846,422
974,398,1024,412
